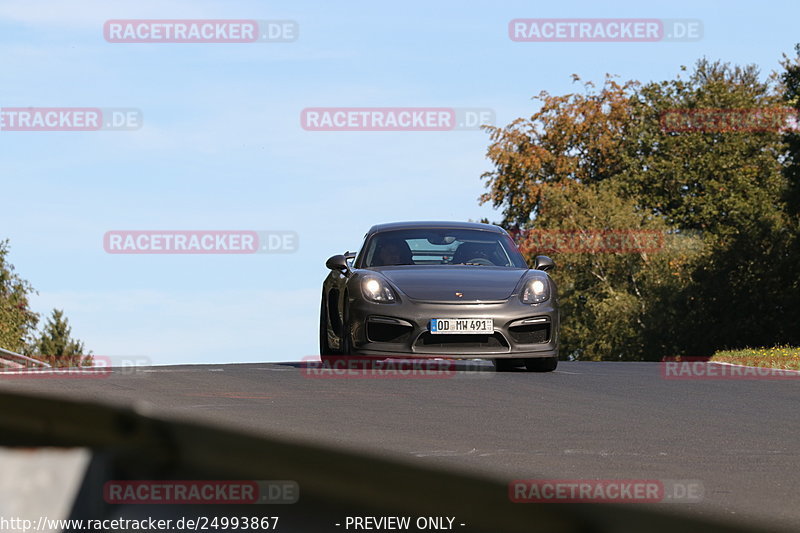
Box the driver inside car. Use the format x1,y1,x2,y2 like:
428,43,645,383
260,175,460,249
373,238,414,266
451,242,498,265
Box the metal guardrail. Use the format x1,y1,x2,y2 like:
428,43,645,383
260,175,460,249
0,346,50,368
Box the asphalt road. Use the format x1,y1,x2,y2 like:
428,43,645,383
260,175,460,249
1,361,798,532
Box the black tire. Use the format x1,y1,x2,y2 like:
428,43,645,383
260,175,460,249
320,292,350,368
524,357,558,372
340,299,353,356
319,292,338,356
493,359,521,372
320,302,354,367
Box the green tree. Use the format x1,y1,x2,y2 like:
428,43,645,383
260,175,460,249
532,182,699,360
780,44,800,218
620,59,793,353
29,309,91,367
776,44,800,344
0,239,39,353
621,60,787,235
482,76,694,360
482,57,798,360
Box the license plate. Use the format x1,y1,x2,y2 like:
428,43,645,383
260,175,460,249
429,318,493,334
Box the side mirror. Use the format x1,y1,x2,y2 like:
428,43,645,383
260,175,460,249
326,254,349,272
533,255,555,272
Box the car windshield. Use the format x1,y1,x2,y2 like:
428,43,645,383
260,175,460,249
360,228,528,268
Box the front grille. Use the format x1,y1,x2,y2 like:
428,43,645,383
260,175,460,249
508,323,550,344
414,332,509,353
366,321,413,343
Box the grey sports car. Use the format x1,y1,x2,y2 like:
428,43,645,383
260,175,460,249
320,221,559,372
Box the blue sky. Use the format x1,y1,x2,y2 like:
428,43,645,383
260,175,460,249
1,0,798,365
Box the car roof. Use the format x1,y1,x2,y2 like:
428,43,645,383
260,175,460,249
367,221,507,235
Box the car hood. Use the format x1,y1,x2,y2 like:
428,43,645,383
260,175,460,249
374,266,529,302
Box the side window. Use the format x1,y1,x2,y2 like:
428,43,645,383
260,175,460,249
354,234,370,268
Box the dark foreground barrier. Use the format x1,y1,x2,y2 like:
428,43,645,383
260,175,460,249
0,390,773,533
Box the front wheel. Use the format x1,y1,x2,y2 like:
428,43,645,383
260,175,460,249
339,299,353,356
524,357,558,372
321,308,354,367
319,292,339,356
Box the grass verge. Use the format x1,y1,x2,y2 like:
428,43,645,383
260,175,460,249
709,346,800,371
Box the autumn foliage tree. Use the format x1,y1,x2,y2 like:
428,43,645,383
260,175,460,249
482,53,800,360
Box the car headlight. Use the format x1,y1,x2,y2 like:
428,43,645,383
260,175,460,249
362,276,396,303
520,277,549,304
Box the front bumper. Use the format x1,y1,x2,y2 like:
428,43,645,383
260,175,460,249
346,296,559,359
